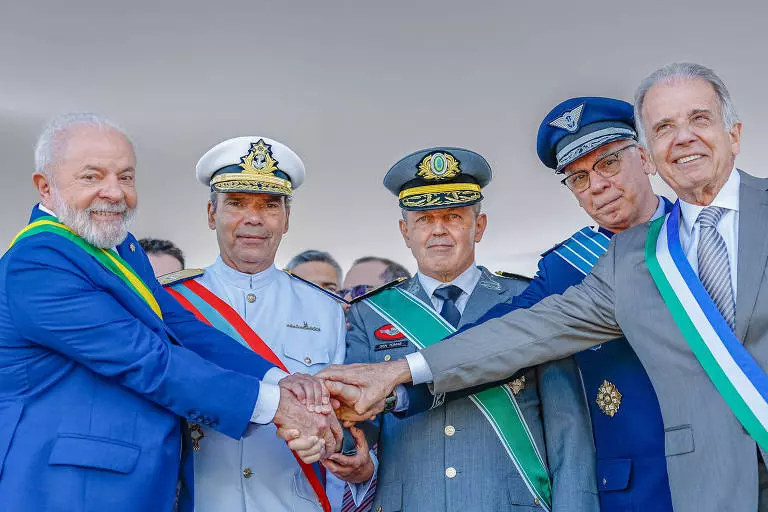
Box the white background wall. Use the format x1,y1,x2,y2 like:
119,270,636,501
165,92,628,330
1,0,764,276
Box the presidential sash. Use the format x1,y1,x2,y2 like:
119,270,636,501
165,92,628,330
9,216,162,318
363,287,552,511
552,226,611,277
646,203,768,451
165,278,332,512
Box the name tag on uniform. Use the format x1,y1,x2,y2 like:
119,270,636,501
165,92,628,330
375,340,409,351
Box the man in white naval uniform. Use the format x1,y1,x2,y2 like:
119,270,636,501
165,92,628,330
163,136,369,512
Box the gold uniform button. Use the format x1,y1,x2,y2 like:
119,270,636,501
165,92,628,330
246,293,256,303
444,425,456,436
242,467,253,478
534,498,540,505
445,467,457,478
384,354,391,361
304,356,312,365
376,507,382,512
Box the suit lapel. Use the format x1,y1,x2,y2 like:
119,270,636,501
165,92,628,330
736,170,768,341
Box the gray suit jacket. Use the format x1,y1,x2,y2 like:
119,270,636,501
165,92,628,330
421,171,768,512
346,267,598,512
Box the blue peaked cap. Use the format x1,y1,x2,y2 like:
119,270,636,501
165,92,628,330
536,97,637,171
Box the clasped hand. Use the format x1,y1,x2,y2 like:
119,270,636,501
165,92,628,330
275,361,412,464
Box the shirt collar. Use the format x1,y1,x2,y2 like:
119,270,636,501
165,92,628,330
38,203,56,216
417,264,481,299
210,256,279,290
680,168,740,236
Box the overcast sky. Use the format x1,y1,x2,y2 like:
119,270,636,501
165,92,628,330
1,0,765,276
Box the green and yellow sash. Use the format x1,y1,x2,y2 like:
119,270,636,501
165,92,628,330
8,215,162,318
363,287,552,510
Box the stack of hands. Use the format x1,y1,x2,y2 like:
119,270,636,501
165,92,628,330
273,360,412,482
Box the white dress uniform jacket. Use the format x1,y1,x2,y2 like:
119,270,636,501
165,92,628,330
192,257,346,512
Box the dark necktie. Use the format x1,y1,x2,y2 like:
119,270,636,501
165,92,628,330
697,206,736,330
433,285,463,328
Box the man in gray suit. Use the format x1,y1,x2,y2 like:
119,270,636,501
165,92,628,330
318,63,768,511
321,147,598,512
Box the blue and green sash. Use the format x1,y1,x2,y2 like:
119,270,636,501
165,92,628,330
646,203,768,451
9,215,162,318
363,287,552,510
552,227,611,277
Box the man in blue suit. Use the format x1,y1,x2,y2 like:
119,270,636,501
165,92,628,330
476,97,675,510
0,113,340,512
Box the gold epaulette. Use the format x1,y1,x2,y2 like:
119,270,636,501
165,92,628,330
158,268,205,287
348,277,408,304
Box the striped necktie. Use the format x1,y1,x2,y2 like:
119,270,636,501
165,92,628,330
697,206,736,330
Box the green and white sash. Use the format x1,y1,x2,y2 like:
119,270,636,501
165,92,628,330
363,287,552,510
646,202,768,451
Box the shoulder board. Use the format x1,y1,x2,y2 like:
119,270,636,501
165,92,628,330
540,241,565,258
349,277,408,305
494,271,532,283
540,226,603,258
159,268,205,287
283,269,346,304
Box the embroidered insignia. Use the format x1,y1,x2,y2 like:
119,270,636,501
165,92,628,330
375,340,409,351
190,422,205,450
129,243,136,252
596,380,622,417
374,324,406,341
478,278,502,291
548,103,585,133
286,321,321,332
507,376,526,395
417,152,461,181
239,139,280,175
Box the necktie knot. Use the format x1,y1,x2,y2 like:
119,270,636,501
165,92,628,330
697,206,726,229
433,285,463,302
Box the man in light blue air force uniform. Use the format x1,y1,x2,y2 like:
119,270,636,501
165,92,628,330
161,136,372,512
324,147,599,512
0,115,340,512
475,97,674,511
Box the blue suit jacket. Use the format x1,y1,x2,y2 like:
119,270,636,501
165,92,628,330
0,207,275,512
346,269,598,512
478,201,674,512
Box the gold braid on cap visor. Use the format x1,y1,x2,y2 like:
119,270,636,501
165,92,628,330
210,173,293,195
399,183,481,209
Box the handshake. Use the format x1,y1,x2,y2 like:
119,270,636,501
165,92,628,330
272,360,413,478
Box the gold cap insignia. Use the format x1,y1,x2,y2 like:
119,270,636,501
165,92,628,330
209,139,293,196
507,376,526,396
239,139,279,175
596,380,622,417
417,152,461,181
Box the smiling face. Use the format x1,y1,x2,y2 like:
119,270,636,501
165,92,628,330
398,205,486,282
562,138,658,233
208,192,290,274
33,125,138,248
641,77,742,205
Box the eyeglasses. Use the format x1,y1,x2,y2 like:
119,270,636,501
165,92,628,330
336,285,374,299
560,143,638,192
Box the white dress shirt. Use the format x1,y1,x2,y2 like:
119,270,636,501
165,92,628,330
678,168,740,297
193,258,348,512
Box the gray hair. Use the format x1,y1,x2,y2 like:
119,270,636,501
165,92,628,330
34,112,129,177
634,62,739,147
209,190,292,211
401,201,482,221
285,249,343,284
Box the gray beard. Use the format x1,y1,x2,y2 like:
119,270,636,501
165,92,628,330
50,188,136,249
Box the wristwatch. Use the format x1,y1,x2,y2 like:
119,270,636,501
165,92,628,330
382,389,398,413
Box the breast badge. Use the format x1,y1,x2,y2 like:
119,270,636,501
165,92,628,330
190,422,205,450
506,376,526,396
374,324,406,341
596,380,622,417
